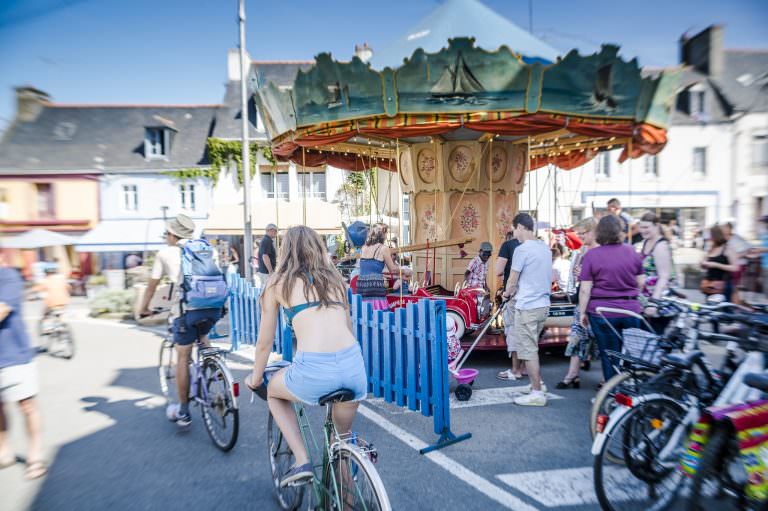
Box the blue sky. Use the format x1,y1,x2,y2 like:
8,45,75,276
1,0,767,132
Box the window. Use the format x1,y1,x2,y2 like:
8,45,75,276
693,147,707,176
689,89,706,118
180,184,196,210
595,152,611,178
402,195,411,245
298,171,327,200
0,188,8,219
145,128,168,158
571,208,584,224
35,183,54,218
260,167,289,199
644,155,659,177
122,185,138,211
752,132,768,167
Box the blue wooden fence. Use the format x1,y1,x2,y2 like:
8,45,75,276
226,274,470,453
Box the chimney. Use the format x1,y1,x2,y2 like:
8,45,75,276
354,42,374,64
15,86,50,122
679,25,724,76
227,48,251,81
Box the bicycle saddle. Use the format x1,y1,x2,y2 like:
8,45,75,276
660,350,704,370
744,372,768,393
318,389,355,406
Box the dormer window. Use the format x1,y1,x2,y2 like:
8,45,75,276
688,84,706,118
145,127,169,159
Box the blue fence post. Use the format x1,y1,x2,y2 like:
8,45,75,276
394,307,406,407
405,303,418,411
418,299,471,454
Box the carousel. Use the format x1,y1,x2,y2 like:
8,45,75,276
252,36,680,338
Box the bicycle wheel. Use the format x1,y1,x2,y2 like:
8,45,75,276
324,442,391,511
687,425,753,511
591,369,655,438
48,324,75,359
267,412,305,511
158,339,178,403
200,357,239,451
594,398,687,511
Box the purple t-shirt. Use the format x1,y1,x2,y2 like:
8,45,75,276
581,244,643,316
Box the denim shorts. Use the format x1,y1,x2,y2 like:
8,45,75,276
171,308,223,345
283,345,368,405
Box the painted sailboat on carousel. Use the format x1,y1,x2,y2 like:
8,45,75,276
430,52,485,103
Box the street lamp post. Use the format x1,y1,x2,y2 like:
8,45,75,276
238,0,253,281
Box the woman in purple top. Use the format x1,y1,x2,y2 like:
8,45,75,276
578,215,645,382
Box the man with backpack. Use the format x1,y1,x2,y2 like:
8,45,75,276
139,214,227,426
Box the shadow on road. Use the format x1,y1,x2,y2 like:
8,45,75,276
29,366,277,511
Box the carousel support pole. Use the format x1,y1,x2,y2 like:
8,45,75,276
238,0,253,281
488,138,496,293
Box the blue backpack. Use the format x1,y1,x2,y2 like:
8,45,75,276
179,239,228,310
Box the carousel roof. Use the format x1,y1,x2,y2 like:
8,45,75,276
252,37,680,172
371,0,559,68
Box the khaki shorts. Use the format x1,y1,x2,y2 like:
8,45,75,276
513,307,549,361
502,300,517,353
0,361,39,402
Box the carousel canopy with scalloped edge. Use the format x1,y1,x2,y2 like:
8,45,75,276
252,37,680,172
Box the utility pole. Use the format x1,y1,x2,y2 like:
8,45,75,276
238,0,253,281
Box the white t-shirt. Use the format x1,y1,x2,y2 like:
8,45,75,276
552,257,571,292
151,241,185,318
510,239,552,311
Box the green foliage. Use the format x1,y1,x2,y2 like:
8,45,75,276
165,138,276,186
336,169,375,219
89,289,136,316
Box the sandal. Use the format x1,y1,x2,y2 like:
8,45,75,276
25,460,47,480
496,369,524,381
0,455,15,469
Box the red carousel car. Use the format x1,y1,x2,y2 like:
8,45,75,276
350,275,572,350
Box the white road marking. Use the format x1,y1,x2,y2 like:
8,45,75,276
496,466,651,507
450,386,563,409
358,404,539,511
367,386,563,413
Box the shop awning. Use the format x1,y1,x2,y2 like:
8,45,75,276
204,201,342,236
74,218,206,253
0,229,80,249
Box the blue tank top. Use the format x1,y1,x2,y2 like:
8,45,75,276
359,245,385,276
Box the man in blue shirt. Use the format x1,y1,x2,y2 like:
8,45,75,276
0,256,46,479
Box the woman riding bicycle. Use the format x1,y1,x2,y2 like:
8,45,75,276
246,225,367,488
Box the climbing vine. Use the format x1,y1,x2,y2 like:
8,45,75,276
166,138,276,186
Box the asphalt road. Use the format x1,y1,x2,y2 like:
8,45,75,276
0,301,649,511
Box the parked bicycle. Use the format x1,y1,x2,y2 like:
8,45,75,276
37,308,75,359
684,371,768,511
158,326,240,451
591,310,768,511
252,362,391,511
589,295,749,439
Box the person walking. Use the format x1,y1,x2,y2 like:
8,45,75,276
502,213,552,406
356,223,411,311
463,242,492,290
0,256,46,479
700,224,740,301
257,224,278,288
496,230,523,381
606,198,637,244
638,211,678,333
556,218,598,389
579,215,645,383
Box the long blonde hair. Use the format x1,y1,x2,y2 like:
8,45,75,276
266,225,348,308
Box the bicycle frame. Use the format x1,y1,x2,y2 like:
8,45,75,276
294,399,359,507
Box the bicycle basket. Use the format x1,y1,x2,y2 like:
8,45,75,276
622,328,663,366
